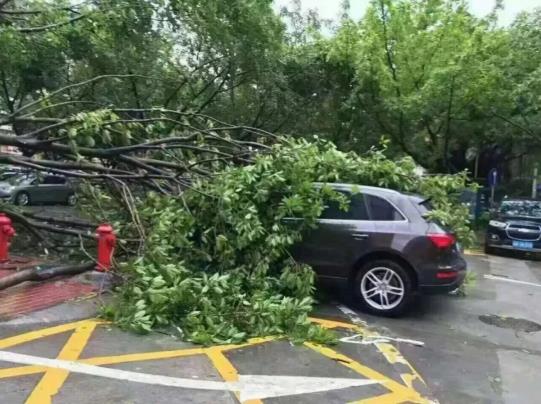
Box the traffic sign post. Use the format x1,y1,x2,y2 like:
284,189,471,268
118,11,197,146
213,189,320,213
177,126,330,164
532,164,538,199
488,168,498,205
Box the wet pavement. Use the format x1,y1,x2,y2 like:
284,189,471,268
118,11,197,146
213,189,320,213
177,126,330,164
345,252,541,404
0,251,539,403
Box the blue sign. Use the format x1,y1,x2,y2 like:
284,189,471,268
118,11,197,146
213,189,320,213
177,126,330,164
488,168,498,188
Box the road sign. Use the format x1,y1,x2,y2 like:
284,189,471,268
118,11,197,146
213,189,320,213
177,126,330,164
488,168,498,188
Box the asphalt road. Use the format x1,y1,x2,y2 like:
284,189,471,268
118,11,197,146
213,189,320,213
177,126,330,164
335,252,541,404
1,242,540,403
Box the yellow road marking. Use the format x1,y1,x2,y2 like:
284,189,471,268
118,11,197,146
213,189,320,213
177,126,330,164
308,316,359,330
0,320,100,349
353,391,407,404
304,342,429,404
0,318,429,404
206,347,262,404
0,340,274,380
464,249,485,256
375,343,426,387
25,321,97,404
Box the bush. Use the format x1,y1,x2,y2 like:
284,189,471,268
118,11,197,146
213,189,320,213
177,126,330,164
106,138,474,344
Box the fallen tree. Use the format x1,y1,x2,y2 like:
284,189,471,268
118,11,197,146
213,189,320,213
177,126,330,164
0,75,473,344
105,139,474,344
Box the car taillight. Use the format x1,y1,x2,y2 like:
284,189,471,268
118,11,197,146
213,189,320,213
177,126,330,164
428,233,456,249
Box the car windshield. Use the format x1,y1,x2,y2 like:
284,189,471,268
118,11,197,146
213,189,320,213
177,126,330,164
499,200,541,218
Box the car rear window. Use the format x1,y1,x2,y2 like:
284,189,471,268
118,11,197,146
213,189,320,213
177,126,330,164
366,195,404,221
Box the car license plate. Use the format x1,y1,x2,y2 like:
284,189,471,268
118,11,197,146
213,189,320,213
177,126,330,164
512,240,534,249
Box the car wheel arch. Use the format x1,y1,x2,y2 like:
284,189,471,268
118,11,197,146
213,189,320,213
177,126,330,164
349,250,419,291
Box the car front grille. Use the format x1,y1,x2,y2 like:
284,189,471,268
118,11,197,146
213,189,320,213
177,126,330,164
506,224,541,241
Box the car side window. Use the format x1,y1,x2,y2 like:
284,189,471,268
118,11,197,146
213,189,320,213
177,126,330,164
366,195,404,221
320,193,369,220
43,176,66,185
43,176,57,185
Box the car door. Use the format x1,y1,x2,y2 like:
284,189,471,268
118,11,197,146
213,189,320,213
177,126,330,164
292,192,376,280
35,175,61,203
26,175,45,203
44,176,69,203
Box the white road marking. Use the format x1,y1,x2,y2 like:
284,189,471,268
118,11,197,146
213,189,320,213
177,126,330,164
484,274,541,288
337,304,368,326
340,334,425,347
0,350,382,401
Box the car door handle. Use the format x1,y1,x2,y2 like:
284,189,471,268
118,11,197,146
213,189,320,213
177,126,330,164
352,233,369,240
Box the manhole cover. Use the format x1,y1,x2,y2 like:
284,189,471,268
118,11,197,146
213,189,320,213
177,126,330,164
479,315,541,333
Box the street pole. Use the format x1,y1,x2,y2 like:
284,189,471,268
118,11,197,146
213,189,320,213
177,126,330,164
532,165,538,199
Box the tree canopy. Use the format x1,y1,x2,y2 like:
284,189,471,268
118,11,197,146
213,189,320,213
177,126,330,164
1,0,540,173
0,0,538,341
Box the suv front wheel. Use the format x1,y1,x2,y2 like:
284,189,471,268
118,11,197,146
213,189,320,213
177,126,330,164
352,259,413,316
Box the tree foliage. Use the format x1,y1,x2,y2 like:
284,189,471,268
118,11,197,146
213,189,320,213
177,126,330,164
106,138,473,343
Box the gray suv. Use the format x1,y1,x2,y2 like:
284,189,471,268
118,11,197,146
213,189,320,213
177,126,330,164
293,184,467,316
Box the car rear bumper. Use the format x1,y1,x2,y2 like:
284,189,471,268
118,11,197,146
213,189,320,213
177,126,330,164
418,259,467,294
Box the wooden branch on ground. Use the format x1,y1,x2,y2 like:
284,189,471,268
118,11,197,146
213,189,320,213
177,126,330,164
0,262,95,290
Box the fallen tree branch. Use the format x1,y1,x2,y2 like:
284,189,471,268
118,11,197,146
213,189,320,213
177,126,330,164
0,262,95,290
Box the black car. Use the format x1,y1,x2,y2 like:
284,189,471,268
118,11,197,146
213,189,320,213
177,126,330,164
292,184,467,316
485,199,541,255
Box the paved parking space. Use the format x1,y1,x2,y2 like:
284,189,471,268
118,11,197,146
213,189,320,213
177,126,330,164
0,316,432,404
351,252,541,403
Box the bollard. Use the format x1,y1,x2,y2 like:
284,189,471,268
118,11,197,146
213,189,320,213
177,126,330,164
96,224,116,272
0,213,15,263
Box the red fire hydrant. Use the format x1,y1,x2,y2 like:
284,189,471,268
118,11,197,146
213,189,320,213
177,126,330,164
0,213,15,263
96,224,116,272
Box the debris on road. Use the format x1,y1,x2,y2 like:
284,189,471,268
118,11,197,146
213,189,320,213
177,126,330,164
0,262,94,291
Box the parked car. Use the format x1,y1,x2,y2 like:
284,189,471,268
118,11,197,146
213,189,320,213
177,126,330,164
0,173,77,206
485,199,541,255
291,184,467,316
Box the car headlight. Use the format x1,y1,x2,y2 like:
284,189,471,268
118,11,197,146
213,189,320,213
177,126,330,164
489,220,507,229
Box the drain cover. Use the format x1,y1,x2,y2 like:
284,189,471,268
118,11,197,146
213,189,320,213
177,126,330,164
479,315,541,333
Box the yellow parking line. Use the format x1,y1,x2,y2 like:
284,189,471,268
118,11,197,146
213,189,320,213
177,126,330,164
0,319,101,350
375,343,425,387
0,317,429,403
308,316,358,330
352,391,406,404
304,342,429,404
25,321,97,404
206,347,262,404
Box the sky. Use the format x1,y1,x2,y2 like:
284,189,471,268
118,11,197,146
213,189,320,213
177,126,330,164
273,0,541,26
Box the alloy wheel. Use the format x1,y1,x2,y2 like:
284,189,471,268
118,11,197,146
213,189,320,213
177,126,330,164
360,266,405,311
17,193,29,206
67,194,77,206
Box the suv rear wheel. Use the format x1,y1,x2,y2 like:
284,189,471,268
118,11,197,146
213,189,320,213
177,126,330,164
15,192,30,206
352,259,413,316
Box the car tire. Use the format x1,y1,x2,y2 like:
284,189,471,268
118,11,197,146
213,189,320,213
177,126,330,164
351,259,413,317
484,244,495,255
66,193,77,206
15,192,30,206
